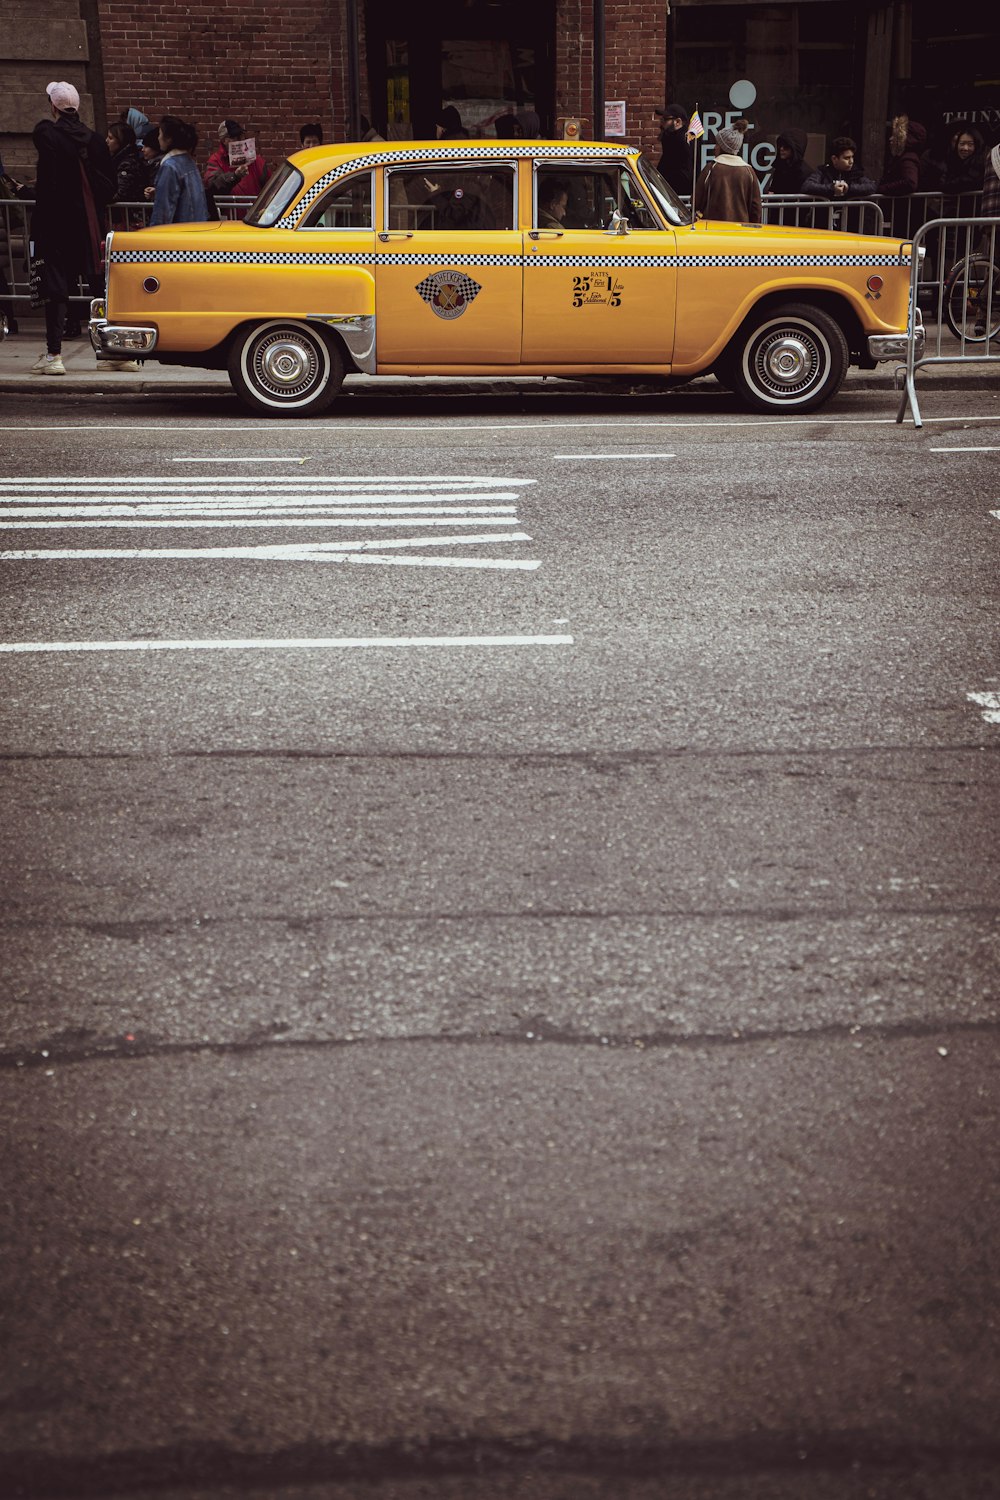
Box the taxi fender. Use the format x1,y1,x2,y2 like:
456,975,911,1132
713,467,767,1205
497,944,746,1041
675,277,870,375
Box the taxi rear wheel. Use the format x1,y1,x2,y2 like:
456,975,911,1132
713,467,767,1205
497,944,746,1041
729,303,848,413
229,320,344,417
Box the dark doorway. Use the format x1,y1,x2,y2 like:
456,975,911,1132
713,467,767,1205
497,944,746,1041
365,0,555,139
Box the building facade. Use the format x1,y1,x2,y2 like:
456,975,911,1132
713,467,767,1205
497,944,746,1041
1,2,997,184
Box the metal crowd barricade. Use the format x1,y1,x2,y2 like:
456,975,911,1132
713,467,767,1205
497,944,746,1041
760,195,885,235
896,215,1000,428
0,196,249,316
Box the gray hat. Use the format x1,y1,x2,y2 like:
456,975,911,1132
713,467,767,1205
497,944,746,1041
715,126,744,155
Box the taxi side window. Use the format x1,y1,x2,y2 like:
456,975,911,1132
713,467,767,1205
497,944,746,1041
535,166,661,231
386,167,514,232
303,172,373,229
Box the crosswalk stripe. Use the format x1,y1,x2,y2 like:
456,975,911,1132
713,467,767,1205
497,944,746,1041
0,517,524,531
0,531,532,560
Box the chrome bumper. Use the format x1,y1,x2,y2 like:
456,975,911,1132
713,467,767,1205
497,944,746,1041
89,300,158,358
868,308,924,362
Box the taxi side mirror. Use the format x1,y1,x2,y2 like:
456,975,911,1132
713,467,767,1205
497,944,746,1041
606,210,630,236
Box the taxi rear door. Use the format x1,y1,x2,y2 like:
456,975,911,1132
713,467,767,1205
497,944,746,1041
521,158,676,366
375,160,521,365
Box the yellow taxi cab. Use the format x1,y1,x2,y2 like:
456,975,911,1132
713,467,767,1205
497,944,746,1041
89,139,921,417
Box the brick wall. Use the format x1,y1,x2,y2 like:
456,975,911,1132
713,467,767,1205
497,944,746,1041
89,0,663,170
94,0,351,166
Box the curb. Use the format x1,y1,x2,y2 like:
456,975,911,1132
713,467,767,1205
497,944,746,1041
1,372,996,397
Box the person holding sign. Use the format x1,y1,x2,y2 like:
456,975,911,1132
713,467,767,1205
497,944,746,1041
203,119,270,205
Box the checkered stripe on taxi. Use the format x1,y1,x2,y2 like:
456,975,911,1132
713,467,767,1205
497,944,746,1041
671,252,908,268
109,249,377,266
109,248,908,271
528,252,909,269
275,142,634,228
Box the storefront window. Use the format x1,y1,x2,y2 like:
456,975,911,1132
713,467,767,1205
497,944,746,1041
669,3,861,152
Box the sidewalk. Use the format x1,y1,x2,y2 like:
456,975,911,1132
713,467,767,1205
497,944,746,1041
1,317,996,397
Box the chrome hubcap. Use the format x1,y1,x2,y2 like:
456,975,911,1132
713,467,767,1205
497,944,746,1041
261,339,312,386
247,326,326,403
764,334,812,385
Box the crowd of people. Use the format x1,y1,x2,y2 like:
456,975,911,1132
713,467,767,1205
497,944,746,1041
654,106,999,226
0,84,300,371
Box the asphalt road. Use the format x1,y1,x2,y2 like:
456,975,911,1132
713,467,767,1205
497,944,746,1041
1,382,999,1499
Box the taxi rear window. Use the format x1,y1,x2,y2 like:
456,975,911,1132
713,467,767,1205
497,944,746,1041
386,166,515,232
245,163,304,226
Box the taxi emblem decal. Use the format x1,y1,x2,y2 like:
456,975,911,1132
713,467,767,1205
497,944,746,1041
415,269,482,320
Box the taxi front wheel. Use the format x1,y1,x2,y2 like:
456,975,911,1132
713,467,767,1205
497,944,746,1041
728,303,848,413
228,320,344,417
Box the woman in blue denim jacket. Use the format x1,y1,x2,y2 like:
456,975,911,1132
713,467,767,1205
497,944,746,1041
150,117,208,225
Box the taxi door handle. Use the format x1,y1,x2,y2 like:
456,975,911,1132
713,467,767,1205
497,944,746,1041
528,229,564,239
379,231,414,241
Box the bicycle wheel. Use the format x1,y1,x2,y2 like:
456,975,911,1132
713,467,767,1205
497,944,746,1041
944,256,1000,343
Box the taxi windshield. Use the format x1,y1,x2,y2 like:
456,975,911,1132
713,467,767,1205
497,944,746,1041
636,155,690,227
245,163,304,226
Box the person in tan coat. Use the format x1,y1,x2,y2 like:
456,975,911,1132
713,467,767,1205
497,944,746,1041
694,125,762,224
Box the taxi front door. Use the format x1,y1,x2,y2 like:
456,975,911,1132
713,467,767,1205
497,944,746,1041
375,163,522,367
521,162,677,366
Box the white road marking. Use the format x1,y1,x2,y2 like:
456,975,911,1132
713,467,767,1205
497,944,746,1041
968,691,1000,724
552,453,675,460
0,476,535,487
0,532,532,560
172,457,309,463
990,511,1000,521
0,475,539,569
0,517,524,531
930,447,1000,453
1,498,524,510
0,632,570,654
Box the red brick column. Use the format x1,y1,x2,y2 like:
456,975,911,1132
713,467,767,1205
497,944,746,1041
555,0,664,152
606,0,664,156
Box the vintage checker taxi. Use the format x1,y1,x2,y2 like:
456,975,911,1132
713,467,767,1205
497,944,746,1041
90,139,920,417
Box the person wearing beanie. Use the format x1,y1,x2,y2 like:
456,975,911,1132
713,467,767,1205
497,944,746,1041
694,123,762,223
28,81,116,375
654,103,692,195
435,105,468,139
203,117,270,206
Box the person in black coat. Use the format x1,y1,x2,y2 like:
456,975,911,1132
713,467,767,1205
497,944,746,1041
942,126,986,198
654,103,693,196
766,128,812,194
801,137,876,200
27,81,115,371
106,120,146,203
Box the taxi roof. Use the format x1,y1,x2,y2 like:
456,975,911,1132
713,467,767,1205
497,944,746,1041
289,138,637,168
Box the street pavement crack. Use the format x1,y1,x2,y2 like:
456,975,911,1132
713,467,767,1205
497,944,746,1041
3,1014,998,1072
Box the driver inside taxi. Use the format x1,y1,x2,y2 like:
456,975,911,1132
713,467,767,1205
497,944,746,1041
538,179,570,229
